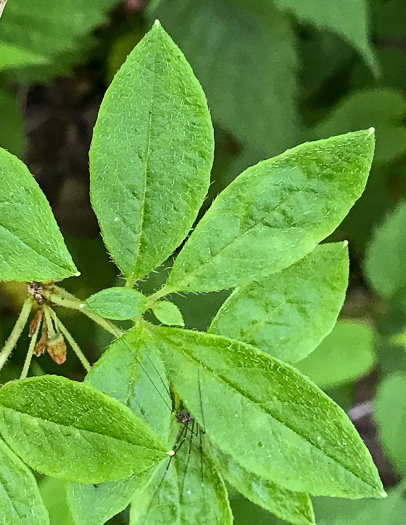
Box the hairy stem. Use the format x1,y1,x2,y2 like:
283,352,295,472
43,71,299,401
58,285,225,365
0,296,33,372
146,285,175,307
20,314,42,380
46,292,123,338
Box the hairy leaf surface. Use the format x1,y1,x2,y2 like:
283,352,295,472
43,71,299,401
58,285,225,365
151,327,384,498
152,301,185,327
90,22,213,283
0,376,169,483
210,445,315,525
209,242,348,363
0,438,49,524
82,287,147,320
0,148,77,281
68,327,172,522
168,130,374,292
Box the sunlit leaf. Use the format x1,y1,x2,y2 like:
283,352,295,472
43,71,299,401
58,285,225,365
82,287,147,320
151,326,384,498
0,437,49,524
90,22,213,284
0,376,169,483
0,148,78,281
209,243,349,363
168,130,374,292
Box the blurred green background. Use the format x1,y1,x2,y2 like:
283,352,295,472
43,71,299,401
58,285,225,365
1,0,406,523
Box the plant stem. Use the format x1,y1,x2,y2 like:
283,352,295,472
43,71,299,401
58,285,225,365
43,305,56,337
0,296,33,372
146,285,174,307
46,292,123,338
53,314,91,372
20,314,41,380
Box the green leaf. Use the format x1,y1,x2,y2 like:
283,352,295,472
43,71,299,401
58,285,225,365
39,477,74,525
0,148,78,281
173,435,232,525
82,287,147,320
296,321,376,389
273,0,377,73
210,446,315,525
152,301,184,327
0,376,169,483
310,89,406,164
374,373,406,478
151,326,384,498
0,41,47,71
167,129,375,293
85,327,172,441
90,22,213,284
69,471,155,525
129,460,180,524
313,482,406,525
364,201,406,303
149,0,298,156
209,242,349,363
0,87,24,156
68,327,172,522
130,425,232,525
0,437,50,524
0,0,121,77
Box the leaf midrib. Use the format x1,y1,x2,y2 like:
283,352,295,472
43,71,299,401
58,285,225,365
0,405,162,454
129,49,157,284
163,334,377,492
171,182,324,290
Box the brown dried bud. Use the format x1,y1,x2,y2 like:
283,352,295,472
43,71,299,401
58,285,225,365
34,322,48,357
27,281,44,305
47,335,67,365
29,309,43,337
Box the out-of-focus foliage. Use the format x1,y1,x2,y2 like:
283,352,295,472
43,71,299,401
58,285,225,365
297,321,376,389
0,0,121,77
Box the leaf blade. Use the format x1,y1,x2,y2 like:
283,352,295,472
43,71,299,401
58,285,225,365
68,327,172,522
209,242,349,363
0,148,77,281
0,376,169,483
210,445,315,525
151,327,384,498
167,129,374,292
82,287,147,320
296,321,376,389
90,22,213,282
273,0,377,73
0,437,50,524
